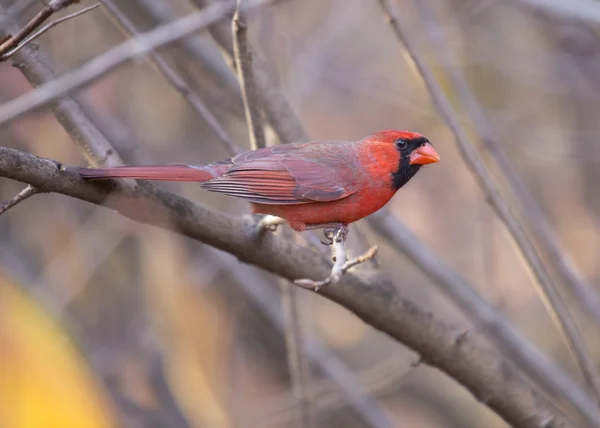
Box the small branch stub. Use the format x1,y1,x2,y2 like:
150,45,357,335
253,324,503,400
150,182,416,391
0,185,38,215
295,225,378,290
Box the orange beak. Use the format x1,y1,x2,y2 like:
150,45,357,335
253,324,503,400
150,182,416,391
409,143,440,165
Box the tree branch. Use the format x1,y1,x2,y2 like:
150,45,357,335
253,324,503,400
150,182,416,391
0,145,578,428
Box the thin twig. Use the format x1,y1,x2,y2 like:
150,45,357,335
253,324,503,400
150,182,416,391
0,0,78,57
232,0,265,149
0,0,282,127
99,0,241,156
1,3,100,60
0,184,37,215
414,0,600,403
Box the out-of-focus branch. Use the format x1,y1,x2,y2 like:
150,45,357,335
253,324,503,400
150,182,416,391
0,0,280,128
99,0,241,156
0,184,37,215
232,0,265,149
376,0,600,419
190,0,305,143
0,0,78,57
512,0,600,24
136,0,243,110
414,0,600,404
0,145,582,428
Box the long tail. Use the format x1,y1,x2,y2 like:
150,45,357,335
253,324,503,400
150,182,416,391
77,164,216,182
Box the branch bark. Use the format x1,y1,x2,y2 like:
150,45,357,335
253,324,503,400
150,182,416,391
0,145,576,428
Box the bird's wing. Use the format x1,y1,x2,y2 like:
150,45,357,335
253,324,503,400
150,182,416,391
201,142,364,205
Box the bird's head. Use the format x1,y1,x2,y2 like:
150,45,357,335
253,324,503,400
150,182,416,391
372,130,440,189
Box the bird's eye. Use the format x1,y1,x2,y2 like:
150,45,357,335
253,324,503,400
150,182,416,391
395,139,408,149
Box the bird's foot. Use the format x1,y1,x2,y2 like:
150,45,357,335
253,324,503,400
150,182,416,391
247,214,286,240
295,224,378,291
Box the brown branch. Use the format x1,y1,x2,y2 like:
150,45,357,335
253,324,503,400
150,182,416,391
0,0,79,58
0,145,579,428
0,184,37,215
232,0,265,149
414,0,600,405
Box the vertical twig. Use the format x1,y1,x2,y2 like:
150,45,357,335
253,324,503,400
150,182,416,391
232,0,265,149
377,0,600,406
229,1,310,425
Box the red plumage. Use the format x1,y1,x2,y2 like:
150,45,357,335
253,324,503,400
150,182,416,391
78,130,440,231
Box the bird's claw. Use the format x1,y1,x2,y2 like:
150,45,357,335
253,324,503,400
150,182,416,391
248,214,286,240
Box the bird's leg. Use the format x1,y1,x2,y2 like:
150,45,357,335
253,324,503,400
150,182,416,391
295,224,378,291
247,214,286,240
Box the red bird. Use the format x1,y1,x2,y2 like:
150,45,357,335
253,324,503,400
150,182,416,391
78,130,439,235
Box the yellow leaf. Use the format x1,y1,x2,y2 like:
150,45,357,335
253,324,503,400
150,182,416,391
0,272,116,428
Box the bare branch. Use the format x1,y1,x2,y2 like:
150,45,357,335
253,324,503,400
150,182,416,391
1,3,100,60
0,184,37,215
0,0,280,128
0,145,579,427
414,0,600,403
99,0,242,155
232,0,265,149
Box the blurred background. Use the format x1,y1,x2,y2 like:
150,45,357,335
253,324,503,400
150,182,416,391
0,0,599,427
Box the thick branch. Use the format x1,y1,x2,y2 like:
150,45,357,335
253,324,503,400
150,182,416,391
0,145,575,428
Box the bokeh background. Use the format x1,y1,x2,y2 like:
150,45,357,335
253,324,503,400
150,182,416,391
0,0,599,427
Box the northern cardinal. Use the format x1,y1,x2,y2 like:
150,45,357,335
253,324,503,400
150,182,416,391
78,130,439,236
